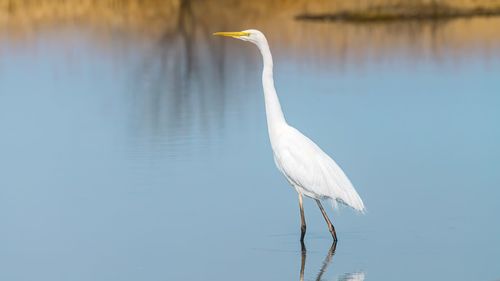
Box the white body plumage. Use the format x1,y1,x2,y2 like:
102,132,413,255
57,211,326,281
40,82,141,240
250,29,365,212
272,125,365,212
214,29,364,241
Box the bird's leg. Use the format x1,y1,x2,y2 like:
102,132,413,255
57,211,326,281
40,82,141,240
298,193,307,242
315,199,338,242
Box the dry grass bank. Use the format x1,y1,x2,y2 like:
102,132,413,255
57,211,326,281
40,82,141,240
297,0,500,21
2,0,500,32
1,0,499,63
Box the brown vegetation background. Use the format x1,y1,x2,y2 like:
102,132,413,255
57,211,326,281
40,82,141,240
1,0,499,64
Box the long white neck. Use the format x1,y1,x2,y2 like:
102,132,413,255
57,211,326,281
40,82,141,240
256,38,287,144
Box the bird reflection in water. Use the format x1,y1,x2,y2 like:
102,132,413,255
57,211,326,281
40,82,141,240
299,242,365,281
339,272,366,281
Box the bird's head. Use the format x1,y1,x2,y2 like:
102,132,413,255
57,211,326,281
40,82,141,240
213,29,266,46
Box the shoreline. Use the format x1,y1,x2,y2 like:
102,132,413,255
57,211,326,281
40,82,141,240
296,3,500,22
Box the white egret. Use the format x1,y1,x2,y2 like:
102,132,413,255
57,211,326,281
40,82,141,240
213,30,365,242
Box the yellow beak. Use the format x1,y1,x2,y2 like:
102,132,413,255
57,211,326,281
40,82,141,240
213,31,250,38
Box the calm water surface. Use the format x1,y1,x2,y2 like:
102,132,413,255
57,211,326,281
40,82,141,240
0,17,499,281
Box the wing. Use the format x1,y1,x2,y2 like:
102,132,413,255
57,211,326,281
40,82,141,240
273,126,365,212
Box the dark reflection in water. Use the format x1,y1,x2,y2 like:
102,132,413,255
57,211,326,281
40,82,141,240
131,0,228,147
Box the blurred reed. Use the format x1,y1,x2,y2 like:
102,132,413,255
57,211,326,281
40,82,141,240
2,0,500,34
1,0,500,64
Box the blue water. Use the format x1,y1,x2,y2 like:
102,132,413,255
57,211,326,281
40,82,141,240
0,21,499,281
